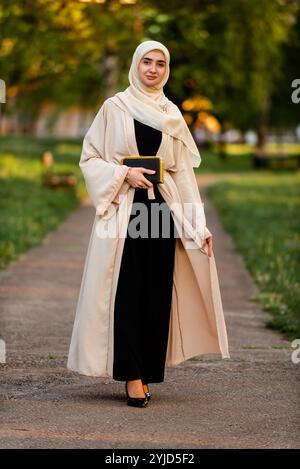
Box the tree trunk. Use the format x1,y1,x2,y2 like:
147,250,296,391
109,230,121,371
256,96,270,154
253,96,270,169
102,49,120,100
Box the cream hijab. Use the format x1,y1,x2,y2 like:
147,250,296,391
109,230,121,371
113,40,201,167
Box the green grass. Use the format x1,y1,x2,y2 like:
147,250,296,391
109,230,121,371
206,173,300,340
224,142,300,155
0,135,86,270
1,136,299,340
195,148,254,173
196,144,300,173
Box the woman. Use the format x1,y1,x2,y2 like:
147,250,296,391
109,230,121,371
67,40,230,408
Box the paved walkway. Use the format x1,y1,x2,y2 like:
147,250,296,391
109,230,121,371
0,177,299,449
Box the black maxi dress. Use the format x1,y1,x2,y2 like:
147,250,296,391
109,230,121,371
112,119,177,384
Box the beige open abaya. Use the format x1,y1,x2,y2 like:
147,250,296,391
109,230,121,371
66,95,230,378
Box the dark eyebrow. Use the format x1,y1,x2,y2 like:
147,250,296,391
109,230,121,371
143,56,166,63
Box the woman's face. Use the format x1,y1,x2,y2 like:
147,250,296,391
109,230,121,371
138,49,167,88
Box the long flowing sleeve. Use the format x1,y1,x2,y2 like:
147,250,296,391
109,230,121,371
170,138,212,241
79,100,130,217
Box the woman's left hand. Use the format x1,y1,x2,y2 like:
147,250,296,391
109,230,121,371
202,234,213,257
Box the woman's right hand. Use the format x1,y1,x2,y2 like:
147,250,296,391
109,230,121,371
125,167,156,189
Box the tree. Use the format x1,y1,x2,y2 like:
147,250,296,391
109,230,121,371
0,0,143,132
145,0,299,150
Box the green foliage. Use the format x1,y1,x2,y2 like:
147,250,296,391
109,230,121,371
0,0,145,119
206,173,300,339
0,136,85,270
147,0,299,130
271,4,300,127
1,0,299,133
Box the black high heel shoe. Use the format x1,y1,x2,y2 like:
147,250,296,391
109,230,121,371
125,382,148,408
143,384,151,400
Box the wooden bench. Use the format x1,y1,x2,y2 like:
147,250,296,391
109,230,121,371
42,172,77,188
41,150,77,189
252,152,300,170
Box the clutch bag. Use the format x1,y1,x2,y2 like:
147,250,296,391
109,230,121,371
120,156,164,184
